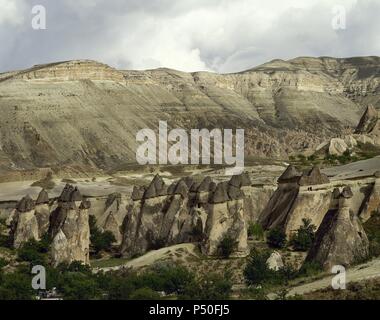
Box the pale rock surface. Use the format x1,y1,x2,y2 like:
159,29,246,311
266,251,284,271
305,187,369,270
328,138,348,156
359,178,380,222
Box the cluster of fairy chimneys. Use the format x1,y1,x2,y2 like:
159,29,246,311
15,184,91,213
278,165,330,186
58,184,91,209
131,173,252,204
331,185,354,209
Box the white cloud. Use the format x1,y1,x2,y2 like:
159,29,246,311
0,0,378,73
0,0,25,25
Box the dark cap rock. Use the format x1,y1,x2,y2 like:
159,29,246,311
36,189,49,205
211,182,230,204
198,176,213,192
16,195,35,212
341,186,353,199
79,200,91,210
70,187,82,202
131,186,145,201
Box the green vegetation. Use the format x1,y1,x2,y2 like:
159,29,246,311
17,235,51,266
297,261,323,278
289,218,316,251
247,222,264,240
363,210,380,257
267,228,287,248
355,142,380,160
243,248,296,288
217,235,237,258
89,215,116,257
302,278,380,300
324,150,359,165
182,273,232,300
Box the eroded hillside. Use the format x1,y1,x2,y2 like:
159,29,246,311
0,57,379,176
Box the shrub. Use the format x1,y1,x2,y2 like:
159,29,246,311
0,258,8,269
248,223,264,240
0,269,35,300
363,210,380,257
244,248,283,286
129,287,160,300
60,272,100,300
89,215,116,255
267,228,287,248
17,239,49,266
183,273,232,300
217,235,237,258
289,218,316,251
298,261,323,277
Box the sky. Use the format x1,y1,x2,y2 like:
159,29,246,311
0,0,379,73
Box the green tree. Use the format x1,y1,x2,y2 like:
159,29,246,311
183,273,231,300
129,287,160,300
89,215,116,256
290,218,316,251
0,268,35,300
244,249,276,286
217,235,237,258
267,228,287,248
17,239,49,265
248,223,264,240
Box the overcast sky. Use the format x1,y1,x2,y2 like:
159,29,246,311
0,0,379,73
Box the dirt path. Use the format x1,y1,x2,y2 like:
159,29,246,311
96,243,198,272
281,258,380,298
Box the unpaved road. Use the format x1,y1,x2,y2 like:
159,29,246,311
281,258,380,298
95,243,198,273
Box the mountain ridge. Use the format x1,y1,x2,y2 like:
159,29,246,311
0,56,379,176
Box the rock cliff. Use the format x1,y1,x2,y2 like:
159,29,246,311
1,56,379,174
305,187,369,270
120,173,254,257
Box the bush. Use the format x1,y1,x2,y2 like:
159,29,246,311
363,210,380,257
244,249,277,286
217,235,237,258
267,228,287,248
60,272,100,300
298,261,323,277
17,239,49,266
0,234,12,248
0,258,8,269
89,215,116,255
129,287,160,300
289,218,316,251
0,269,35,300
183,273,232,300
248,223,264,240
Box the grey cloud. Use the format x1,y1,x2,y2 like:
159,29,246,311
0,0,379,73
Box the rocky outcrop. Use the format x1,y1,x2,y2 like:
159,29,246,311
11,195,39,249
359,178,380,222
328,138,349,156
355,105,379,134
10,190,53,248
266,251,284,271
305,186,369,270
259,165,330,235
49,185,90,266
298,167,329,186
34,189,51,237
121,173,251,257
120,175,202,257
97,192,126,245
